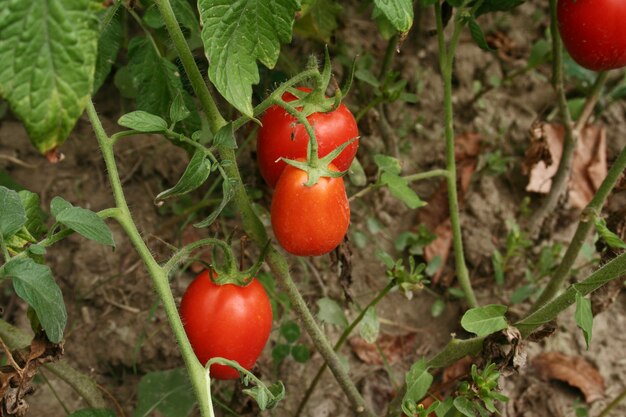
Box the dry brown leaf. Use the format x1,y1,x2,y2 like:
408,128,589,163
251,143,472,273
532,352,604,403
442,355,473,383
349,333,417,365
423,220,452,284
526,123,607,209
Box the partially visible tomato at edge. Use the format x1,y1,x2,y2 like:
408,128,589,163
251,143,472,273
180,271,273,380
557,0,626,71
271,163,350,256
257,87,359,188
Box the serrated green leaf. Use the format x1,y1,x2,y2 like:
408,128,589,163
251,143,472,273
468,17,493,51
380,172,426,209
198,0,299,117
213,123,237,149
5,258,67,343
94,4,123,93
358,306,380,344
294,0,342,43
291,344,310,363
118,111,168,133
133,368,196,417
18,190,47,239
575,290,593,349
461,304,508,337
373,0,413,33
0,186,26,238
156,150,212,201
373,154,401,175
194,178,235,228
242,381,285,411
594,217,626,250
402,359,433,416
68,409,116,417
169,93,191,124
51,197,114,246
0,0,100,154
317,297,348,328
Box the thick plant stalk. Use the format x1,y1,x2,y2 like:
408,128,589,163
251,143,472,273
152,1,377,415
526,0,607,237
86,101,211,417
435,4,478,308
530,145,626,311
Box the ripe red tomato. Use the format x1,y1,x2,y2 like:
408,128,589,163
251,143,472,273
257,87,359,188
557,0,626,71
180,271,273,380
271,163,350,256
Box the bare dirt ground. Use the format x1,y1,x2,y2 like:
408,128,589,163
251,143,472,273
1,1,625,416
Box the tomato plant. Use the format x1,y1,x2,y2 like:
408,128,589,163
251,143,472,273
271,163,350,256
557,0,626,71
180,270,273,380
257,87,359,187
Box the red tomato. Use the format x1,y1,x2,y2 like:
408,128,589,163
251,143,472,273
557,0,626,71
180,271,273,380
271,163,350,256
257,87,359,188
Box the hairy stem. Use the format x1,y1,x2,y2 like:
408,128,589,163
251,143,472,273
435,4,478,308
86,100,211,416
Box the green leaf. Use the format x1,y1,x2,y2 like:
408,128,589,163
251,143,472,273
94,4,123,93
358,306,380,344
291,344,311,363
198,0,299,117
169,93,191,125
294,0,342,43
348,157,367,187
193,178,236,228
280,321,301,343
461,304,508,337
380,172,426,209
242,381,285,411
373,0,413,33
402,359,433,416
431,298,445,318
373,154,401,175
0,0,100,154
133,368,196,417
492,249,504,286
467,17,493,51
68,409,116,417
156,150,212,201
0,186,26,238
5,258,67,343
575,290,593,349
118,111,168,133
317,297,348,328
453,397,477,417
18,190,47,239
475,0,525,16
594,217,626,250
51,197,114,246
527,39,551,69
213,123,237,149
272,344,291,364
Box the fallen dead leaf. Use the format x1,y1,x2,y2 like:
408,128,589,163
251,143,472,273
349,333,417,365
525,123,607,209
531,352,604,403
442,355,473,383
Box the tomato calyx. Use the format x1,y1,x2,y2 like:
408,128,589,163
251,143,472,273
202,239,270,287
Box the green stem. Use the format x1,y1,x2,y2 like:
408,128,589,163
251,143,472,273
348,169,449,202
530,145,626,311
0,235,10,263
86,100,211,417
597,386,626,417
435,4,478,308
295,282,395,417
153,2,376,415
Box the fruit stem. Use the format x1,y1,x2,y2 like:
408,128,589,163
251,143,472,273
435,3,478,308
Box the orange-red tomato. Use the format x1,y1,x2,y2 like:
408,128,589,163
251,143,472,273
557,0,626,71
271,164,350,256
180,271,273,380
257,87,359,188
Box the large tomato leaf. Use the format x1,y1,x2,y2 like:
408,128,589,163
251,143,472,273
133,368,196,417
198,0,299,117
93,3,123,93
294,0,342,43
0,0,100,154
5,258,67,343
0,186,26,239
373,0,413,34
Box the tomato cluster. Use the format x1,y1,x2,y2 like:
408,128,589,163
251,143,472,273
257,88,358,256
557,0,626,71
180,271,273,380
